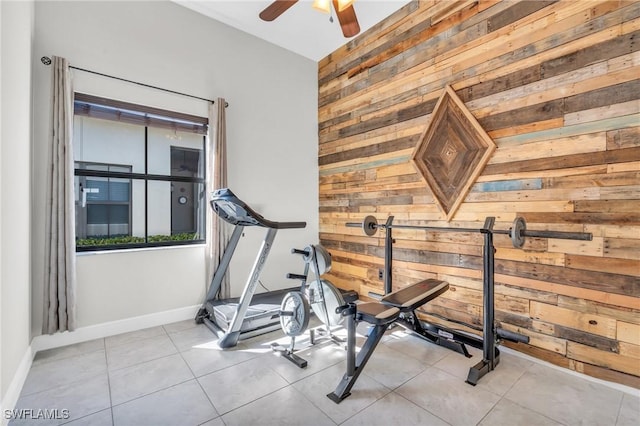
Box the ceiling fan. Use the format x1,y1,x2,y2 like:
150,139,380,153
259,0,361,38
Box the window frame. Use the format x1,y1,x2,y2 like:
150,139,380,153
74,93,207,252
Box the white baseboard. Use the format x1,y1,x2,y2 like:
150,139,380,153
31,304,200,353
1,345,34,426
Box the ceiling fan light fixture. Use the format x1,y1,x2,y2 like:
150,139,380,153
336,0,355,12
312,0,331,14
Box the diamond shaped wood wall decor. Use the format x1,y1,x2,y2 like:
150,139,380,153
411,85,496,221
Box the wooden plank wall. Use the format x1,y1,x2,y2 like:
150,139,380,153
318,0,640,388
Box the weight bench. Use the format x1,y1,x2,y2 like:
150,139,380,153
327,279,449,403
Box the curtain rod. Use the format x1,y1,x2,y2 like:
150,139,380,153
41,56,228,107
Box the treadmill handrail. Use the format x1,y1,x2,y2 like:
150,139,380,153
210,188,306,229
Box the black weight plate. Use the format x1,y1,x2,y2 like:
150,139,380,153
362,215,378,236
511,216,526,248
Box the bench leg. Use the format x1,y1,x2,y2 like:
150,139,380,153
327,320,390,404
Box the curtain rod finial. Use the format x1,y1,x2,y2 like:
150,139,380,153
41,56,52,65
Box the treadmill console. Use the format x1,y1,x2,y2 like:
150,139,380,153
210,188,306,229
210,188,264,226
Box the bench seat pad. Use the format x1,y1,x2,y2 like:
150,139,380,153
356,302,400,325
381,279,449,311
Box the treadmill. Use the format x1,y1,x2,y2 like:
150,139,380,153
195,188,306,348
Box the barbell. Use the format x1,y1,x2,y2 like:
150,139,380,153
347,215,592,248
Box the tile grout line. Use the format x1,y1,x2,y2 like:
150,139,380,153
612,391,626,426
176,333,226,424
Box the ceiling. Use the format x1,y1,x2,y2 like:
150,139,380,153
175,0,412,61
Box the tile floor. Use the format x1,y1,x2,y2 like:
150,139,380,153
9,319,640,426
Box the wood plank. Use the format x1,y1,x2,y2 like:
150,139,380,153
564,99,640,126
393,259,483,280
496,283,558,304
320,124,423,156
530,301,617,339
321,3,640,125
520,211,640,226
319,150,413,176
487,118,564,139
607,127,640,150
567,341,640,376
565,254,640,277
470,62,640,119
557,294,640,325
489,132,607,164
555,324,619,353
450,2,638,81
483,146,640,176
465,187,602,203
478,164,608,183
456,200,572,212
439,284,484,306
319,1,436,82
455,13,640,97
496,247,566,267
321,0,589,118
319,135,417,166
418,248,637,297
571,358,640,389
618,342,640,360
468,60,609,115
426,303,483,328
618,321,640,346
345,1,480,79
604,238,640,260
486,1,556,32
472,179,542,192
503,340,571,366
496,274,639,310
495,293,530,316
493,114,640,146
546,172,640,190
393,238,482,257
584,224,640,239
548,237,604,257
508,323,568,355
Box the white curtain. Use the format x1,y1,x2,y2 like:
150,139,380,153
205,99,231,299
43,56,77,334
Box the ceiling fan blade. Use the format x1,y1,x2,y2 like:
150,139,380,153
333,0,360,38
259,0,298,21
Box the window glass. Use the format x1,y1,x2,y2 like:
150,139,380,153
146,180,205,241
73,95,206,251
74,116,146,174
75,174,146,248
147,127,204,177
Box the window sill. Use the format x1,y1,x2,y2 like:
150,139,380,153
76,243,206,256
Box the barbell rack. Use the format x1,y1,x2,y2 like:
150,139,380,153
345,215,592,385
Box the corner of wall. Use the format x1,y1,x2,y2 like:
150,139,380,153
1,0,35,417
0,346,33,426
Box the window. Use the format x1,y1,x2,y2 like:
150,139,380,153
75,162,132,240
73,93,207,251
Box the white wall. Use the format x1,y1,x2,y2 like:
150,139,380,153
32,1,318,332
1,0,34,414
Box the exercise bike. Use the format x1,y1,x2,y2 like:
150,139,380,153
272,244,358,368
